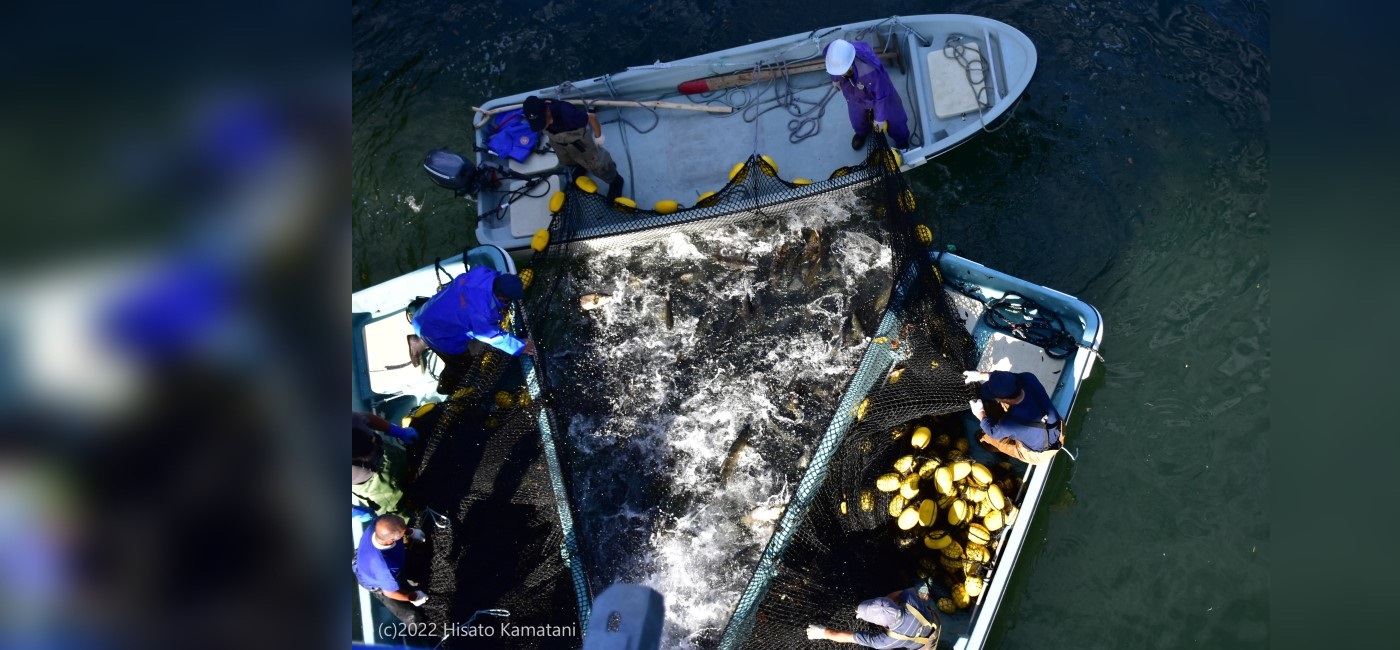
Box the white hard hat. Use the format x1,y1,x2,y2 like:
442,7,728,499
825,39,856,75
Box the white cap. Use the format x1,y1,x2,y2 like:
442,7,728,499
825,39,856,75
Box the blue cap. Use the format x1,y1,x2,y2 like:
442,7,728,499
522,96,547,131
493,274,524,300
980,372,1021,400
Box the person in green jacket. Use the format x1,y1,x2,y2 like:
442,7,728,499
351,411,419,522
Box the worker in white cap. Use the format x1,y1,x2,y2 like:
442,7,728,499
824,38,910,150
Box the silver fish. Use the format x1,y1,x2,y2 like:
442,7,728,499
769,241,797,285
843,312,866,347
718,423,754,486
873,281,893,315
748,503,786,523
713,254,758,272
800,229,825,287
579,293,614,310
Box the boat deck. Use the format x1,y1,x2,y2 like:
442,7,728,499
475,15,1036,251
952,289,1069,396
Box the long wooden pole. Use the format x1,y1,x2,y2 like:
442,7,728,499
677,50,900,95
472,99,731,128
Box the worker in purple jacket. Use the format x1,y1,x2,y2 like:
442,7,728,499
824,38,911,151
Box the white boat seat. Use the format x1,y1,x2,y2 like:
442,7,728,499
947,289,1067,393
363,313,421,394
928,41,989,119
509,149,560,176
507,174,563,238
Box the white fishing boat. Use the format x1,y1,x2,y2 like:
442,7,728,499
436,14,1035,253
908,252,1104,650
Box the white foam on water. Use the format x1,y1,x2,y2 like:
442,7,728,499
831,229,892,277
553,193,890,646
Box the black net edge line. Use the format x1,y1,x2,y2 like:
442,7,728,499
513,302,597,627
545,149,897,244
715,321,910,650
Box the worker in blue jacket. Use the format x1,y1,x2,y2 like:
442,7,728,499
965,370,1064,465
825,38,911,151
407,267,536,393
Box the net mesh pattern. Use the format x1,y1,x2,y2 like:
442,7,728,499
402,348,584,648
490,133,1027,649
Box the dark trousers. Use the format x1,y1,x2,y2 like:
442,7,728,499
433,341,489,394
373,589,423,626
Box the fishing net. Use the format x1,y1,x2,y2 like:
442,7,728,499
397,346,585,648
489,133,1029,648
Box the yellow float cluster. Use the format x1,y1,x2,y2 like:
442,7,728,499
573,153,874,220
862,420,1023,614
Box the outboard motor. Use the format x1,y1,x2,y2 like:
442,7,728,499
422,148,502,196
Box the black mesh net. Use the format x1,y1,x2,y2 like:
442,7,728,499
398,348,584,648
486,133,1030,648
518,150,901,646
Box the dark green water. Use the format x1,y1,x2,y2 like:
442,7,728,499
353,0,1268,647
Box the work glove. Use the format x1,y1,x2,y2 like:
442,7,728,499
806,625,827,640
873,120,887,133
352,505,376,523
968,399,984,415
410,591,429,606
593,133,606,147
962,370,985,384
387,424,419,444
408,528,426,543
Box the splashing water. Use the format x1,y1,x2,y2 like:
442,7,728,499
545,193,894,648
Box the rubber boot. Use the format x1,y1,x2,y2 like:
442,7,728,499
851,132,868,150
606,176,624,201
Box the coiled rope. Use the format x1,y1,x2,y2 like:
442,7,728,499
981,293,1090,361
943,33,1021,134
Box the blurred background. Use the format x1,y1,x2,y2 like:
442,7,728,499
0,2,345,648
